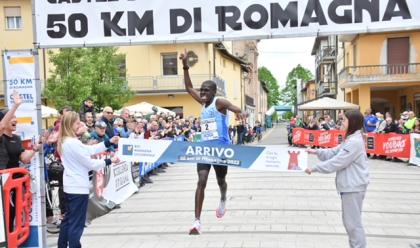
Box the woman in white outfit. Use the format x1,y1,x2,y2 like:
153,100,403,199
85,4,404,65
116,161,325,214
57,111,120,248
305,110,369,248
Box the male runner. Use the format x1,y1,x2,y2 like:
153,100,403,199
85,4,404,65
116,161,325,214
180,51,247,235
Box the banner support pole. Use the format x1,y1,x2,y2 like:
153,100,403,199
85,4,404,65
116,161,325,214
32,0,48,246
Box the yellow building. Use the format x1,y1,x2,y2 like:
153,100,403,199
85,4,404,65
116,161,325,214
120,42,247,121
231,40,269,125
339,31,420,118
0,0,255,124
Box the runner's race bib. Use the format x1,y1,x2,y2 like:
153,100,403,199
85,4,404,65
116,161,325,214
201,118,219,141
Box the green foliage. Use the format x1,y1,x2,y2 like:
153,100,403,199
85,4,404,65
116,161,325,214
280,64,313,107
271,111,279,121
44,47,133,111
284,111,294,120
258,67,281,107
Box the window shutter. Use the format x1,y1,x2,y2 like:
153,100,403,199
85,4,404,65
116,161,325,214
4,7,21,17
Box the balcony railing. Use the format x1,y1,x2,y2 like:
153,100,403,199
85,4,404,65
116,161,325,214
315,46,336,65
317,81,337,97
339,63,420,87
127,74,226,96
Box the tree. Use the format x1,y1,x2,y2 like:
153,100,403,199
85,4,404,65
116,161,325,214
258,67,281,107
283,111,294,120
44,47,133,111
280,64,313,108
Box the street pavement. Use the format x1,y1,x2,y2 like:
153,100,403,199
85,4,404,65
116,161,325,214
48,124,420,248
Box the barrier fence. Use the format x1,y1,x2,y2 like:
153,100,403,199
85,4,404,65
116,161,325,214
292,128,413,159
0,168,32,248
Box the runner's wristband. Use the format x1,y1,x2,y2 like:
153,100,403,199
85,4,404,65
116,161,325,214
183,66,189,70
105,159,112,166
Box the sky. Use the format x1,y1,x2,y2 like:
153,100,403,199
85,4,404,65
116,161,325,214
258,37,316,89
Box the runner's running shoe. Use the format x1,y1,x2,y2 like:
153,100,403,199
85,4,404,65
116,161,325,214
189,219,201,235
216,200,226,218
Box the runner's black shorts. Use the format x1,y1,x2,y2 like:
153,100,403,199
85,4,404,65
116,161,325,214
197,163,228,178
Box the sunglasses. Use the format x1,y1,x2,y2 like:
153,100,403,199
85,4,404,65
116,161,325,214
105,111,113,114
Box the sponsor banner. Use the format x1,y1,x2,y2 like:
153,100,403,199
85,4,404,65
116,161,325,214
293,128,345,147
3,50,42,248
118,139,307,172
410,133,420,166
293,129,411,158
87,161,138,221
34,0,420,48
292,128,304,145
316,131,333,148
3,52,37,112
365,133,410,158
375,133,410,158
102,162,138,204
365,132,377,154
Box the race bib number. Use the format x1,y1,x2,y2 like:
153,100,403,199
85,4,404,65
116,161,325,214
201,118,219,141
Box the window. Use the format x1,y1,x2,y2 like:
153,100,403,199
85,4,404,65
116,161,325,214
162,53,178,76
415,94,420,117
387,37,409,74
4,7,22,30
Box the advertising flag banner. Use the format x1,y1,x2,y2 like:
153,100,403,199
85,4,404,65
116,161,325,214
34,0,420,48
3,50,43,247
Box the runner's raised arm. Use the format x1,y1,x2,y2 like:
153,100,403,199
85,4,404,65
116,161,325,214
180,51,201,103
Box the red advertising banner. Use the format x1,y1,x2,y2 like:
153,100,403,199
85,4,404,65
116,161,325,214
293,129,411,158
292,128,304,145
316,131,334,147
374,133,411,158
292,128,345,148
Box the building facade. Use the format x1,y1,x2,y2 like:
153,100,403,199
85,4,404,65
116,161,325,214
339,31,420,117
297,79,316,120
119,42,245,121
231,40,268,125
311,36,338,100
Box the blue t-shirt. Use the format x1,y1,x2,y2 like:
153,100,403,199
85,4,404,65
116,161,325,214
364,115,378,132
200,97,230,145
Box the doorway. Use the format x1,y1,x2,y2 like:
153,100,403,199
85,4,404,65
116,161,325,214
415,94,420,117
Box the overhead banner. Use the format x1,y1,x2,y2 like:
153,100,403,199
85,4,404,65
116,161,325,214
118,139,308,172
34,0,420,48
2,50,43,248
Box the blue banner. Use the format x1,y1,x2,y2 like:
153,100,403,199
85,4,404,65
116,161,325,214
118,139,307,172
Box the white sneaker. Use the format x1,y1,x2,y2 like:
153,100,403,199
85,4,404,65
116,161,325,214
216,200,226,218
189,219,201,235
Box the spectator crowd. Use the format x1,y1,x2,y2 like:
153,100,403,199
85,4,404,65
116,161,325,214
288,108,420,162
40,97,265,232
